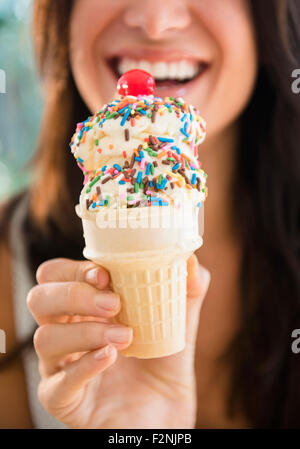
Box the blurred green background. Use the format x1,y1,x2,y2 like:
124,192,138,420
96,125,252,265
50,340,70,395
0,0,42,200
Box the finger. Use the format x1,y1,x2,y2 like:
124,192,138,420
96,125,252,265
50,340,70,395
34,321,132,371
186,254,210,347
36,258,110,289
27,282,120,324
38,345,117,418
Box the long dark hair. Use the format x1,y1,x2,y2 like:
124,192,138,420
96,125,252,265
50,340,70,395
231,0,300,427
0,0,299,428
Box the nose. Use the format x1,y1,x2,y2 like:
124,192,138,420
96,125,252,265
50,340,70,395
123,0,191,40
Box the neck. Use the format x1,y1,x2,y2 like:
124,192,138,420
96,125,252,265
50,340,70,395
199,122,240,248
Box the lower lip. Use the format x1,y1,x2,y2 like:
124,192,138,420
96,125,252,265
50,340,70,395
107,61,209,97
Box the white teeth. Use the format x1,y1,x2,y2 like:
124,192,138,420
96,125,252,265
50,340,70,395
118,57,135,74
168,62,178,79
178,61,187,80
153,62,168,79
137,59,151,73
117,57,199,81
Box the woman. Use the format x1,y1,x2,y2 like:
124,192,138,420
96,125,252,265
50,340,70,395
0,0,299,429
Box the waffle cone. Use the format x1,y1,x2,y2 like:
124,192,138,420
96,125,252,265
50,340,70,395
92,250,193,358
76,205,204,358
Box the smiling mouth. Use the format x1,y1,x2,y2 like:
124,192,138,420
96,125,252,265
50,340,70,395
108,56,208,87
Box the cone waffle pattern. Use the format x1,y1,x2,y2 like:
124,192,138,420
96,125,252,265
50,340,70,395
108,255,188,358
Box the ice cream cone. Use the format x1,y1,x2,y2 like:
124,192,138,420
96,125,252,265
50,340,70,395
70,72,208,358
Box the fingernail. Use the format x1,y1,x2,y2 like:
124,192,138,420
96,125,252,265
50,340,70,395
105,326,132,344
95,293,119,311
94,345,114,360
86,267,110,288
86,268,99,285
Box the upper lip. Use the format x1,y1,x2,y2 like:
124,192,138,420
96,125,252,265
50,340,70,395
106,48,209,64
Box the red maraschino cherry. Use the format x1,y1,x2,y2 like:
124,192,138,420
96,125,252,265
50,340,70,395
117,69,156,96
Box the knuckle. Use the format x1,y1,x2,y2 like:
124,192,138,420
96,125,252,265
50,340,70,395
66,282,79,310
80,322,101,346
33,324,52,355
66,282,87,312
75,262,86,282
27,285,42,312
75,261,95,282
36,260,52,284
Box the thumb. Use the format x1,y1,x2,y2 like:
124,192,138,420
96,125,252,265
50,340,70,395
186,254,210,347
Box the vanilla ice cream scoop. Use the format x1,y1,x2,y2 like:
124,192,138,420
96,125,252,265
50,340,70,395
70,70,207,212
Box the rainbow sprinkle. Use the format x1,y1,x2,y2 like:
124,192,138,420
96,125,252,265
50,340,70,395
70,94,207,210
